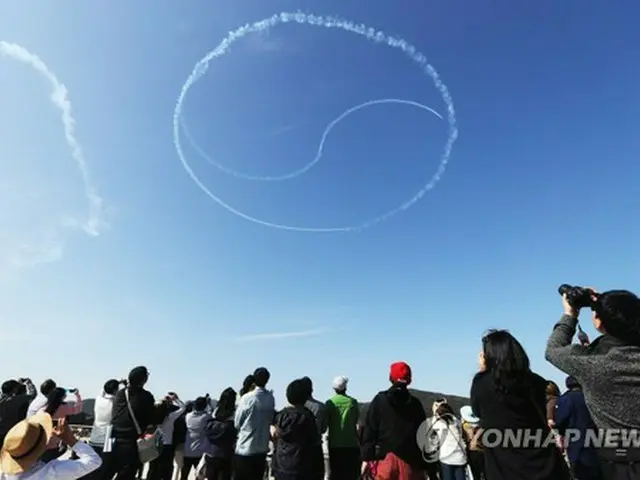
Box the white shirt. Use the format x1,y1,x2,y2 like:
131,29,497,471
89,393,114,446
0,441,102,479
159,400,186,446
26,397,47,418
431,416,467,466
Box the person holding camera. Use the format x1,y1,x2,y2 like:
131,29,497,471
0,414,102,479
545,285,640,479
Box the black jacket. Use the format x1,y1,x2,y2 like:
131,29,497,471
470,370,570,480
360,385,426,468
272,406,320,476
0,391,36,447
111,386,156,441
205,416,236,459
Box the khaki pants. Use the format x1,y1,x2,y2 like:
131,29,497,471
172,444,184,480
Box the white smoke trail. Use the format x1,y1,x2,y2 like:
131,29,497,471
182,98,443,181
173,12,458,232
0,42,104,269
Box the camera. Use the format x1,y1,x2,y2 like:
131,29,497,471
558,284,597,310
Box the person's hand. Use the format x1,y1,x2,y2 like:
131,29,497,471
562,294,579,317
53,417,77,447
478,351,486,372
361,461,368,475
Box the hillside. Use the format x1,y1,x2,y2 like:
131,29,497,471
68,389,470,426
358,388,470,421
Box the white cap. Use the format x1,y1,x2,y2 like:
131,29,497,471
460,405,480,424
332,376,348,390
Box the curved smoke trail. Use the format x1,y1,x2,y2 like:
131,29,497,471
0,41,104,268
181,98,443,182
173,12,458,232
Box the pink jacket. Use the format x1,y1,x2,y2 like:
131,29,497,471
42,392,83,450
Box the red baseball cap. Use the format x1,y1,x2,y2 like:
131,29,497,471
390,361,412,384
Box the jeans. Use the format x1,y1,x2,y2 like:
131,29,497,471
440,463,466,480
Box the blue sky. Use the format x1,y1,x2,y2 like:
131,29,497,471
1,1,638,405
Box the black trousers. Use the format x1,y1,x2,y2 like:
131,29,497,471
206,456,233,480
181,455,202,480
424,461,441,480
233,453,267,480
328,447,360,480
101,438,141,480
467,450,485,480
147,444,176,480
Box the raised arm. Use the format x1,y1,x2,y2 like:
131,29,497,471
544,314,596,377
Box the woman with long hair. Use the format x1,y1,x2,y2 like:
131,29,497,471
40,387,83,463
204,388,238,480
470,330,570,480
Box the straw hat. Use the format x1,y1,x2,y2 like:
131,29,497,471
0,411,53,474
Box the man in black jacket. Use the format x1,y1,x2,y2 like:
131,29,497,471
360,362,426,479
0,378,36,448
103,366,156,480
546,287,640,480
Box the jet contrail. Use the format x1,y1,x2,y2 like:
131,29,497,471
173,12,458,232
0,41,104,237
234,328,331,342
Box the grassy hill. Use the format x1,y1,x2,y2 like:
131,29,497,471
358,388,470,421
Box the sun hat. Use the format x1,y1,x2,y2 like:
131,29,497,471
0,411,53,474
332,376,348,390
460,405,480,424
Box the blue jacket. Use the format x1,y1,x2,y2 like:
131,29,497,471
555,389,599,466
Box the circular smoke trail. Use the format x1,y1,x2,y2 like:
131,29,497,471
173,12,458,232
0,41,104,271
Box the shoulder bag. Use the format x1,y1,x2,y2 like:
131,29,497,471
124,388,162,463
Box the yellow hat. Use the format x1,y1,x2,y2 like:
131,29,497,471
0,411,53,474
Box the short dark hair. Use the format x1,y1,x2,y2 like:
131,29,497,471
40,379,56,396
1,380,19,395
299,377,312,397
194,396,207,411
286,379,308,406
566,376,580,390
128,366,149,387
595,290,640,345
253,368,270,388
103,379,120,395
